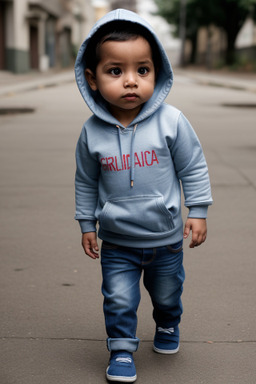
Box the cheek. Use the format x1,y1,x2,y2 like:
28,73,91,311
97,78,120,98
144,81,155,98
142,74,155,93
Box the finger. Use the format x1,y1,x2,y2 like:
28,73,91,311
189,240,196,248
85,248,99,259
89,240,99,258
88,251,99,259
190,233,199,248
85,247,99,259
190,233,206,248
198,234,206,245
183,223,191,239
82,240,99,259
91,240,99,252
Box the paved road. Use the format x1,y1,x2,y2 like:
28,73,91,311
0,70,256,383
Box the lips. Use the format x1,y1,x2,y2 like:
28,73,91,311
123,93,139,101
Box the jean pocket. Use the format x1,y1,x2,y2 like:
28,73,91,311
166,241,183,254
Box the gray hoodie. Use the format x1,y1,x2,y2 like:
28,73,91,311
75,9,212,247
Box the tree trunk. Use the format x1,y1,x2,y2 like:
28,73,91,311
225,29,239,65
189,32,198,64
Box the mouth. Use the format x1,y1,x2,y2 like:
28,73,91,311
123,93,139,101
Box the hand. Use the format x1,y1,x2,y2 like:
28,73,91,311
183,218,207,248
81,232,99,259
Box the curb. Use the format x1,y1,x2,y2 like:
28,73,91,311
174,69,256,93
0,71,75,98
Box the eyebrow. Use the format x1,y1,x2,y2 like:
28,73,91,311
103,61,122,67
103,59,153,69
137,60,153,66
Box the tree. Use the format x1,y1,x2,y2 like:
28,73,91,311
154,0,256,65
214,0,256,64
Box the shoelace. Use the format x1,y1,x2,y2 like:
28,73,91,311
157,327,174,335
115,357,132,364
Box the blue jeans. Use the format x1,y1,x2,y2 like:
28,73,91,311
101,241,185,353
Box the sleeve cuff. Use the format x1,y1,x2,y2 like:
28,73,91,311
187,205,208,219
79,220,97,233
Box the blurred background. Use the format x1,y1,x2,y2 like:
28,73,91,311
0,0,255,74
1,2,256,383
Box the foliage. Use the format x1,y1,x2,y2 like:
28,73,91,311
154,0,256,65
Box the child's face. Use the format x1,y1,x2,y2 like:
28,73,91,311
86,36,155,126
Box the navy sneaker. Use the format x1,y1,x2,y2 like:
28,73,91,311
153,326,180,354
106,351,137,382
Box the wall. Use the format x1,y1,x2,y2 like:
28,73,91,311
1,0,96,73
5,0,30,73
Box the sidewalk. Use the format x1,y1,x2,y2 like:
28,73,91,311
1,64,256,384
0,69,75,98
174,67,256,93
0,67,256,98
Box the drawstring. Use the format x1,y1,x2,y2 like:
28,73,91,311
130,124,137,187
117,126,124,171
116,124,138,188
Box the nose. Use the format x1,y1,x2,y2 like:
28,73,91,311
124,72,138,88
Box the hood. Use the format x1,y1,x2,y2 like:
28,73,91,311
75,8,173,127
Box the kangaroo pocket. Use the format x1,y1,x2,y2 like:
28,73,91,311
99,195,174,238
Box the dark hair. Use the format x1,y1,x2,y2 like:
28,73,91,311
85,21,161,74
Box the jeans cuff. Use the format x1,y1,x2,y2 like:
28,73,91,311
107,337,140,352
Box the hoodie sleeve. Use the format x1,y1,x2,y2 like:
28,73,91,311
75,126,100,233
172,113,213,218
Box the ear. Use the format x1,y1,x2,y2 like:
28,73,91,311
85,69,98,91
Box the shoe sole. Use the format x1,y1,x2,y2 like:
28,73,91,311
106,368,137,383
153,344,180,354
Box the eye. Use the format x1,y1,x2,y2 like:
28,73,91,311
138,67,149,75
110,67,122,76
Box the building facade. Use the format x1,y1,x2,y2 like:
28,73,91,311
0,0,95,73
193,17,256,68
110,0,137,13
